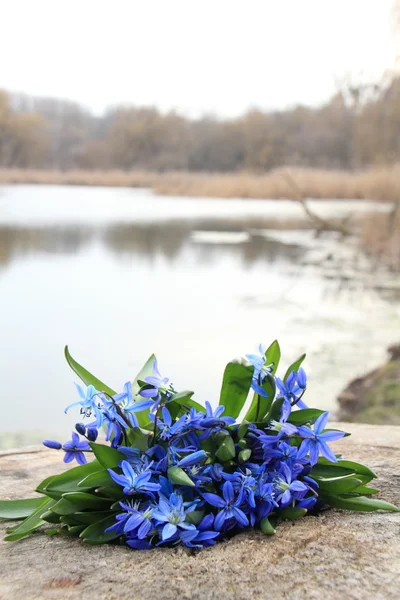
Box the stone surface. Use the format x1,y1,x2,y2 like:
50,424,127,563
1,423,399,600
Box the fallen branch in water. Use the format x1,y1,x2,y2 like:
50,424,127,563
281,170,352,236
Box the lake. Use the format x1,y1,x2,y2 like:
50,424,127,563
0,184,398,448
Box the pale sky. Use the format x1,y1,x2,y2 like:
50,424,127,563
0,0,397,117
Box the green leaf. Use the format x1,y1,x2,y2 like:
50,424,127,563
131,354,156,396
264,340,281,375
64,346,116,396
219,361,254,419
51,492,112,516
287,408,325,426
268,397,284,422
169,390,204,413
317,458,377,479
78,470,114,489
351,486,380,496
70,511,115,525
4,497,55,541
167,466,195,487
41,510,61,524
317,477,363,495
43,460,103,497
310,463,356,480
66,525,86,535
244,374,276,422
260,516,276,535
283,353,306,382
238,449,252,463
321,494,400,512
280,507,307,520
126,427,153,450
36,475,56,495
60,515,82,526
238,422,249,439
0,498,45,521
96,486,124,500
89,443,124,469
186,510,205,525
215,435,236,462
59,525,82,537
80,515,121,544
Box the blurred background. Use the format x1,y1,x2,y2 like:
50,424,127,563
0,0,399,448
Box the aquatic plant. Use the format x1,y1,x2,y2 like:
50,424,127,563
0,342,398,549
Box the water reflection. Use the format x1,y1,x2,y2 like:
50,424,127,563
0,220,308,269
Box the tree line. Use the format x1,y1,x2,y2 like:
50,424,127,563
1,78,400,172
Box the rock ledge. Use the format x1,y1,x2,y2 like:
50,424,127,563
1,423,399,600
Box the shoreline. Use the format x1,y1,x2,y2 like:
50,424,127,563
0,166,399,201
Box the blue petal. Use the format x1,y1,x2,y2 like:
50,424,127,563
75,452,87,465
222,481,234,504
232,507,249,527
319,440,338,463
251,380,269,397
214,510,227,531
138,519,152,539
314,412,329,435
319,430,345,442
162,522,178,541
129,399,154,412
290,480,308,493
124,513,143,532
309,441,320,465
202,493,225,508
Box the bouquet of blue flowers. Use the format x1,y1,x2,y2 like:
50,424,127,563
1,342,398,548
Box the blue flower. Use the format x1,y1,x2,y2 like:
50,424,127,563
274,462,308,506
108,460,161,496
203,462,225,482
275,369,308,421
221,469,257,508
64,384,103,425
113,382,154,426
152,493,196,541
200,401,236,429
62,432,91,465
118,446,142,464
297,412,345,465
181,514,221,547
139,360,170,409
245,344,274,397
118,500,155,538
202,480,249,531
262,441,300,465
149,407,186,441
177,450,208,468
256,481,278,519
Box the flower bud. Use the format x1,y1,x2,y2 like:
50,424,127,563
43,439,62,450
86,427,98,442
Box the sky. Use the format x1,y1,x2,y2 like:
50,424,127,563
0,0,397,117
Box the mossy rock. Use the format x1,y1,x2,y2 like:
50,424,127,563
338,353,400,425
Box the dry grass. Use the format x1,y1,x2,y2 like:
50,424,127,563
1,165,400,201
359,208,400,270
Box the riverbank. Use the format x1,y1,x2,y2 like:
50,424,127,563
1,423,399,600
338,344,400,425
1,165,400,201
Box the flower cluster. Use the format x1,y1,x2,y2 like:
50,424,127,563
2,342,398,547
